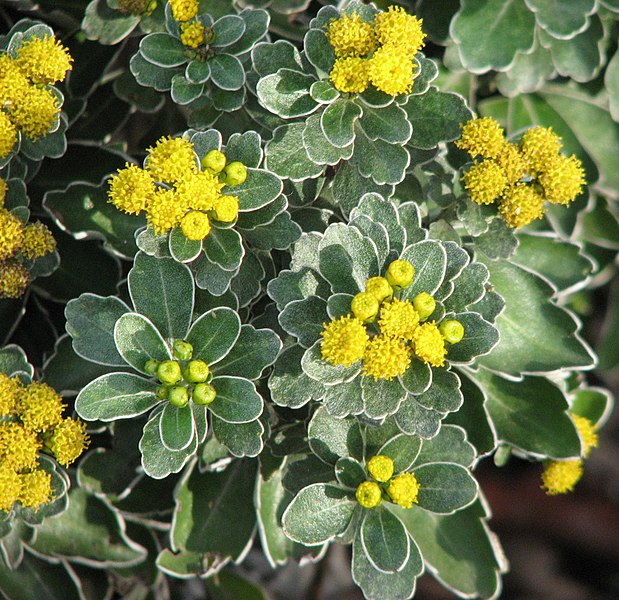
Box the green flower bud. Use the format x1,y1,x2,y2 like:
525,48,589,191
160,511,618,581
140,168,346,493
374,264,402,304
222,161,247,187
173,340,193,360
144,359,159,376
155,386,169,400
184,359,210,383
351,291,379,322
386,259,415,290
439,319,465,344
157,360,182,385
355,481,382,509
413,292,436,321
365,276,393,303
169,386,189,408
192,382,217,406
201,149,227,174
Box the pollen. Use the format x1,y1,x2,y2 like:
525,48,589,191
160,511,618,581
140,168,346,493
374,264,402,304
210,194,239,223
519,126,562,174
19,381,65,433
412,321,447,367
175,169,224,211
542,459,583,495
367,455,394,483
378,298,419,340
0,464,21,512
0,373,22,416
538,154,586,206
108,164,155,215
0,111,17,158
169,0,199,22
498,183,546,228
363,334,411,380
326,12,377,58
18,469,53,510
145,136,198,184
456,117,505,159
180,210,211,240
146,188,189,235
463,161,507,205
571,414,598,458
0,422,40,470
495,141,528,184
0,260,29,298
16,35,73,85
0,208,25,260
355,481,382,508
180,21,206,48
9,85,60,139
320,315,369,367
48,418,90,467
368,45,415,96
21,222,56,260
330,57,370,94
386,472,420,508
373,6,426,57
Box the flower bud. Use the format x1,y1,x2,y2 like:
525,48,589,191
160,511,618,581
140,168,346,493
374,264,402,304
413,292,436,321
439,319,465,344
386,259,415,289
157,360,182,385
168,386,189,408
201,149,227,174
351,291,379,322
367,455,394,483
365,276,392,303
356,481,382,509
144,359,159,376
155,386,169,400
192,382,216,405
222,161,247,186
173,340,193,361
183,359,210,383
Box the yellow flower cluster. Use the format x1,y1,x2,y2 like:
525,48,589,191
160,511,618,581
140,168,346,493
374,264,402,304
169,0,198,22
355,454,420,509
168,0,210,50
108,138,243,239
0,374,89,512
180,21,206,49
326,6,426,96
320,259,464,380
457,117,586,228
0,36,72,155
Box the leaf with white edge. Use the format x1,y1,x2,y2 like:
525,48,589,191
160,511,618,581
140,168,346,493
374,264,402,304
159,402,195,452
350,215,389,266
169,228,202,263
76,373,159,421
128,252,194,341
359,104,412,144
225,131,263,169
282,483,356,545
210,53,245,91
202,227,244,272
130,52,181,91
265,124,324,181
303,113,353,166
444,263,489,312
212,15,246,48
114,313,171,374
361,508,410,574
378,434,422,473
302,341,361,385
414,425,476,468
209,376,263,424
395,397,444,439
225,8,269,56
234,168,283,212
310,80,339,104
525,0,595,39
607,48,619,122
171,74,203,105
256,69,318,118
416,368,463,413
332,162,395,217
398,359,432,395
192,254,237,295
327,293,354,320
362,377,408,420
571,386,614,426
352,125,410,185
212,415,264,457
65,294,130,366
252,39,302,78
279,296,328,348
321,99,363,148
185,59,211,84
351,194,406,256
242,211,301,251
139,33,187,68
304,29,335,74
399,240,447,301
336,457,366,489
324,378,364,417
445,312,499,364
308,406,364,465
413,463,477,514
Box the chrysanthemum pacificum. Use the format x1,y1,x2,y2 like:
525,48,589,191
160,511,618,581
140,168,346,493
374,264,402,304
0,177,7,206
19,381,65,432
498,183,546,228
9,85,59,139
15,35,73,85
0,208,25,260
368,45,415,96
463,161,507,205
356,481,382,508
495,141,528,184
145,136,197,184
0,260,28,298
169,0,199,22
0,55,29,105
18,469,53,510
519,126,562,173
367,455,394,483
363,334,411,380
174,170,223,211
386,472,420,508
0,373,22,416
326,12,377,58
180,21,206,48
320,315,369,367
373,5,426,57
211,195,239,223
0,464,21,512
330,57,370,94
146,188,189,234
571,414,598,458
412,321,447,367
0,112,17,158
21,222,56,260
378,298,419,340
456,117,505,159
180,210,211,240
0,422,40,470
351,291,379,322
542,459,583,495
48,418,90,467
538,154,586,205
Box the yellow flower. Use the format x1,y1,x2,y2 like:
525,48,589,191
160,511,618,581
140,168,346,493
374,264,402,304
412,321,447,367
538,154,586,206
175,170,224,211
498,183,545,229
0,111,18,158
542,459,583,495
169,0,199,22
0,373,22,416
146,188,189,235
0,177,7,206
9,85,60,139
456,117,505,159
462,161,507,205
374,6,426,57
368,45,415,96
19,381,65,432
367,455,394,483
16,35,73,85
108,164,155,215
519,126,562,174
329,57,370,94
0,464,21,512
0,260,29,298
378,298,419,340
145,136,198,184
326,12,377,58
365,276,392,303
0,208,25,260
495,141,528,184
180,21,206,48
386,259,415,289
18,469,53,510
48,418,90,467
363,334,411,380
0,54,30,105
571,414,598,459
412,292,435,321
356,481,382,508
320,315,369,367
21,222,56,260
0,422,40,470
351,291,380,322
180,210,211,240
211,194,239,223
386,472,420,508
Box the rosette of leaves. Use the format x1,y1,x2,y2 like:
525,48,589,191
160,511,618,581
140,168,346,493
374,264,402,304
67,251,282,478
252,1,471,192
268,193,500,438
130,5,269,120
136,128,300,300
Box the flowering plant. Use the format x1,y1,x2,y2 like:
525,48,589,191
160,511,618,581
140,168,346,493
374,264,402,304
0,1,617,599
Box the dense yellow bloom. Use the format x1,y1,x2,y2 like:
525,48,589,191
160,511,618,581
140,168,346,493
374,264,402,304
463,161,507,205
175,170,224,211
542,459,582,495
330,57,370,94
0,422,40,470
21,222,56,260
0,177,7,206
0,55,30,105
146,188,188,234
16,35,73,85
180,210,211,240
48,418,90,467
367,455,394,483
412,321,447,367
365,276,392,303
180,21,206,48
374,6,426,57
18,469,53,510
356,481,382,508
146,136,197,184
9,85,59,139
351,291,379,322
0,111,17,158
108,164,155,215
368,45,415,96
0,373,22,416
571,414,598,458
169,0,198,22
0,260,28,298
19,381,65,432
386,472,420,508
378,298,419,340
211,195,239,223
320,315,369,367
538,154,585,206
326,12,377,58
495,141,527,184
0,464,21,512
498,183,545,229
456,117,505,159
0,208,25,260
519,126,562,173
363,334,411,380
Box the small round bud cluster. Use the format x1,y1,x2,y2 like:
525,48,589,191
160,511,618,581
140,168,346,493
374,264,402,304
108,138,245,240
356,455,420,510
457,118,586,228
144,340,217,409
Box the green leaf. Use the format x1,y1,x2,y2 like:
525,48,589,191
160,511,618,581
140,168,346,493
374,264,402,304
526,0,595,39
310,80,339,104
302,341,361,385
413,463,477,513
193,254,237,295
187,307,241,365
351,194,406,256
358,104,412,145
321,99,363,148
76,372,159,421
185,59,211,84
128,252,195,341
332,162,394,217
444,312,499,364
114,313,171,373
474,218,518,260
361,508,410,574
159,402,195,451
251,39,302,77
233,168,283,212
394,397,444,439
378,434,422,473
202,227,244,271
243,211,301,250
139,33,187,68
267,266,328,310
444,263,489,312
168,228,202,263
324,378,364,417
417,368,463,413
282,483,356,545
206,571,269,600
265,124,324,181
256,69,318,118
399,240,447,300
303,113,353,166
212,15,246,48
414,425,476,468
65,294,129,366
335,457,366,489
82,0,139,45
353,126,410,185
308,406,364,464
304,29,335,74
471,369,582,458
212,415,264,457
361,377,408,420
225,8,269,56
279,296,328,348
209,376,263,423
606,48,619,122
170,73,204,105
570,386,614,425
210,53,245,91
